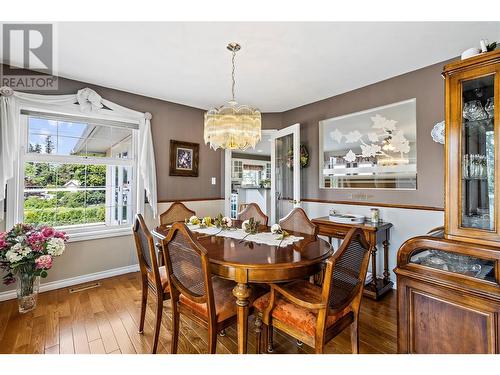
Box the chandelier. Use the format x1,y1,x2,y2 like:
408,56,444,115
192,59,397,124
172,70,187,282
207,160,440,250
204,43,262,150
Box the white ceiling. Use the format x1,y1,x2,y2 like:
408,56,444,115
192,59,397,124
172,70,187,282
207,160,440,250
3,22,500,112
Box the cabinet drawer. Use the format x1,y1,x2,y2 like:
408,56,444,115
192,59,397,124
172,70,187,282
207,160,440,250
317,225,349,239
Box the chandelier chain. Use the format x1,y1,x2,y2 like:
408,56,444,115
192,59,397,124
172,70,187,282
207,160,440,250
231,49,236,102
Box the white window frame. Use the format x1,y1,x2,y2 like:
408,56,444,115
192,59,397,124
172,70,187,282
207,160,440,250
6,110,143,243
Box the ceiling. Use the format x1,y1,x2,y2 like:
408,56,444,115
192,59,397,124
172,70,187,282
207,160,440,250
2,22,499,112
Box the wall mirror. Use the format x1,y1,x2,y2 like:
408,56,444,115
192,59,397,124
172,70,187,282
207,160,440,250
319,98,417,190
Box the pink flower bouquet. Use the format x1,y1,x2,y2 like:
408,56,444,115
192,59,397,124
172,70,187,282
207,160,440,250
0,223,68,285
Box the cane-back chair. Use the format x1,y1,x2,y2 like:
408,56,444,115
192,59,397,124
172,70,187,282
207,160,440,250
161,222,238,354
132,214,170,354
237,203,269,226
159,201,196,226
254,228,371,354
279,207,318,235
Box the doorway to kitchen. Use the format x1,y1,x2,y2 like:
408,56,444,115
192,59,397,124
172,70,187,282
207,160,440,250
224,129,276,220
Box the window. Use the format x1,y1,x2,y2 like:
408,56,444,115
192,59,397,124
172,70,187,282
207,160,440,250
10,112,140,241
241,164,264,186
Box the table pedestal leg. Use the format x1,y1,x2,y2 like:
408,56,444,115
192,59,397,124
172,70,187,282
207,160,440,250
233,283,251,354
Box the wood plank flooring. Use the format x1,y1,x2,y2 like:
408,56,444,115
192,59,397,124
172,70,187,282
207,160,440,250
0,272,397,354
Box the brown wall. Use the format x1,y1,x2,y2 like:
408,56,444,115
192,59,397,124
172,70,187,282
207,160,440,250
2,65,285,202
1,65,225,202
261,112,283,130
281,60,448,209
2,58,447,206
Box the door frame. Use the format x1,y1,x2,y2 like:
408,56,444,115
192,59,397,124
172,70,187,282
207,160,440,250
270,123,301,224
224,129,277,218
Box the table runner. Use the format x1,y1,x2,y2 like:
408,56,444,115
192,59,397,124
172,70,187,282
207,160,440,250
187,225,304,247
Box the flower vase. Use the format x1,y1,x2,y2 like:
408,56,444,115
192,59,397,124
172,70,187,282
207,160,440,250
16,271,40,314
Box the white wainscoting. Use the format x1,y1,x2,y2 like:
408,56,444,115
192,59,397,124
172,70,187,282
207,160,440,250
300,201,444,285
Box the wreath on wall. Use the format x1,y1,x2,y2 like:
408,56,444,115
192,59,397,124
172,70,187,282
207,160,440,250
286,145,309,169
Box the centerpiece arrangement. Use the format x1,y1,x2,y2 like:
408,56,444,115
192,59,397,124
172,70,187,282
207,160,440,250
240,218,260,242
271,224,290,247
200,216,213,228
185,214,297,248
0,224,68,313
214,213,232,230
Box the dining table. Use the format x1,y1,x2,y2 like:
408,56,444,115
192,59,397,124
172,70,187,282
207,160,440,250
152,221,332,354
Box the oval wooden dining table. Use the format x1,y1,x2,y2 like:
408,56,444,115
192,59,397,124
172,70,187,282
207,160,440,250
152,222,332,354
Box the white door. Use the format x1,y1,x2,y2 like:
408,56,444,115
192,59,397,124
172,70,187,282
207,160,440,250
224,130,277,218
271,123,300,224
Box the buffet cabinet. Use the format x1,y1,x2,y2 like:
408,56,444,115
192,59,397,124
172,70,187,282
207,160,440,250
394,235,500,353
444,50,500,246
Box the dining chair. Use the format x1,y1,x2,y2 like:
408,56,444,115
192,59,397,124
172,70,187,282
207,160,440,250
161,222,239,354
237,202,269,226
159,201,196,226
132,214,170,354
253,228,371,354
279,207,318,235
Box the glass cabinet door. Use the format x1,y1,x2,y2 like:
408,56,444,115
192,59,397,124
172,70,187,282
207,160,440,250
461,74,496,231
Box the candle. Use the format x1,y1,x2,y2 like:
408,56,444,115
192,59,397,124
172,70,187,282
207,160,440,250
480,39,488,53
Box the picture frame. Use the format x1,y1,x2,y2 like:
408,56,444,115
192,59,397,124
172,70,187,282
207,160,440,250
169,140,199,177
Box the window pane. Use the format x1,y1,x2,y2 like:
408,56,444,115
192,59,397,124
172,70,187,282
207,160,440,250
27,117,134,159
23,162,133,228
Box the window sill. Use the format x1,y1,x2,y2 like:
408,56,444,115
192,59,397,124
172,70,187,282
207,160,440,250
66,227,132,243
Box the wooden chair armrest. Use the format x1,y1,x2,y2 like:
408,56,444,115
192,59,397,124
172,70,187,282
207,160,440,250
271,284,326,310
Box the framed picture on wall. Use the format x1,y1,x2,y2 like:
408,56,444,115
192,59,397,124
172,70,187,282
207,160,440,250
169,140,199,177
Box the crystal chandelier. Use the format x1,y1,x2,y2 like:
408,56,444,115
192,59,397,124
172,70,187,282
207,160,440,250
204,43,262,150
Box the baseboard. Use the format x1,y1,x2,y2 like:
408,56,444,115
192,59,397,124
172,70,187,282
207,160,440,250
0,264,140,302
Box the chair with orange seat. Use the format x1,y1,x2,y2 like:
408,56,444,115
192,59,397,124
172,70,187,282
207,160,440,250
253,228,371,354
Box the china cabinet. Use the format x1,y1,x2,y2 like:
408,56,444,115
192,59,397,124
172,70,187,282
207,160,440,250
395,234,500,353
444,50,500,246
231,160,243,180
395,51,500,354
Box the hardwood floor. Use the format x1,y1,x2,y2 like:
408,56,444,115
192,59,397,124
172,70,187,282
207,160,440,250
0,272,397,354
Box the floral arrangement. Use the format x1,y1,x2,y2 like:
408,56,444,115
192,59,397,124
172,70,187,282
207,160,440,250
0,224,68,286
200,216,213,228
240,218,260,242
271,224,290,239
271,224,290,247
259,178,271,189
214,213,232,230
188,216,200,225
241,218,260,234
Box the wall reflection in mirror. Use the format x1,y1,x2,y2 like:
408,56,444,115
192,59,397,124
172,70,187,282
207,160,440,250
319,99,417,189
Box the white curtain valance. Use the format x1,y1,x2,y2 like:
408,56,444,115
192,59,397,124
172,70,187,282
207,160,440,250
0,86,158,219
